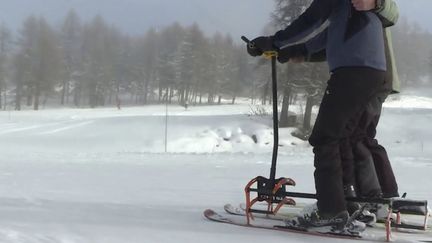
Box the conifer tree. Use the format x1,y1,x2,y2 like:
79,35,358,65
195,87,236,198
0,23,11,109
60,9,83,106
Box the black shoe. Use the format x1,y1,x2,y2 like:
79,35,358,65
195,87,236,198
347,203,377,226
347,202,361,215
355,209,377,226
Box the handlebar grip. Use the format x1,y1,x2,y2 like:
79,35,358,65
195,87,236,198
241,36,256,49
241,36,251,44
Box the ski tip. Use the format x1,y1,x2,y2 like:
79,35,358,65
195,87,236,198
203,209,217,218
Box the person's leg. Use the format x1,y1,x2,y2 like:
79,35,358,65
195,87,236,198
339,137,357,196
309,67,385,217
346,94,398,224
346,100,383,198
339,106,382,218
364,94,399,197
353,140,382,197
339,114,365,197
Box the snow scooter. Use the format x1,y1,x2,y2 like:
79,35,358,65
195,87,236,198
239,36,430,241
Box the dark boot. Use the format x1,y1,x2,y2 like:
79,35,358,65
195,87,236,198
344,185,377,226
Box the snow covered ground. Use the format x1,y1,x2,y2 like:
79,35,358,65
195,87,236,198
0,95,431,243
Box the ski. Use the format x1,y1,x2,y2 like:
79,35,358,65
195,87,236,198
225,203,432,232
205,208,432,242
204,208,363,240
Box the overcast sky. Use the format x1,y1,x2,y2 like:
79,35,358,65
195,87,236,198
0,0,273,38
395,0,432,31
0,0,430,39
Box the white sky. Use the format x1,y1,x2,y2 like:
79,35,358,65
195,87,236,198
0,0,429,39
394,0,432,32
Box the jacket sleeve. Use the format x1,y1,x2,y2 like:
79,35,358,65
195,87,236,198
305,28,327,53
376,0,399,27
304,28,328,62
306,49,327,62
272,0,335,49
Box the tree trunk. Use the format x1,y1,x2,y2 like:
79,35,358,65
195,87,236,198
158,85,163,103
279,86,291,127
26,87,32,107
191,90,197,105
61,79,68,105
169,87,174,104
262,81,270,105
2,83,7,110
165,87,169,103
207,93,212,104
15,83,22,111
116,81,121,110
303,95,314,131
142,79,149,105
179,88,185,104
185,84,190,104
73,81,81,107
65,83,70,104
33,84,40,110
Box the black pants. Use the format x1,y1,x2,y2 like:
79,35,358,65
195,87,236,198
309,67,386,216
340,94,385,199
356,92,399,198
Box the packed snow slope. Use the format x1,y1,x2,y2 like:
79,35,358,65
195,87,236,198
0,95,431,243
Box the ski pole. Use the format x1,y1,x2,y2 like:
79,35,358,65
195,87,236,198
269,54,278,184
242,36,279,184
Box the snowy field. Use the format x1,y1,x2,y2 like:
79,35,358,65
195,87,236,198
0,95,431,243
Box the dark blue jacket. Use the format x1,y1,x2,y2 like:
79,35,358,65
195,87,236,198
273,0,386,72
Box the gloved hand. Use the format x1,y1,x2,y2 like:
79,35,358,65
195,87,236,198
277,44,307,63
246,36,274,57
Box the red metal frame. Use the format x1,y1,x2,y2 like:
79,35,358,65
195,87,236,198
385,209,393,242
245,176,428,242
244,176,296,225
385,208,428,242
